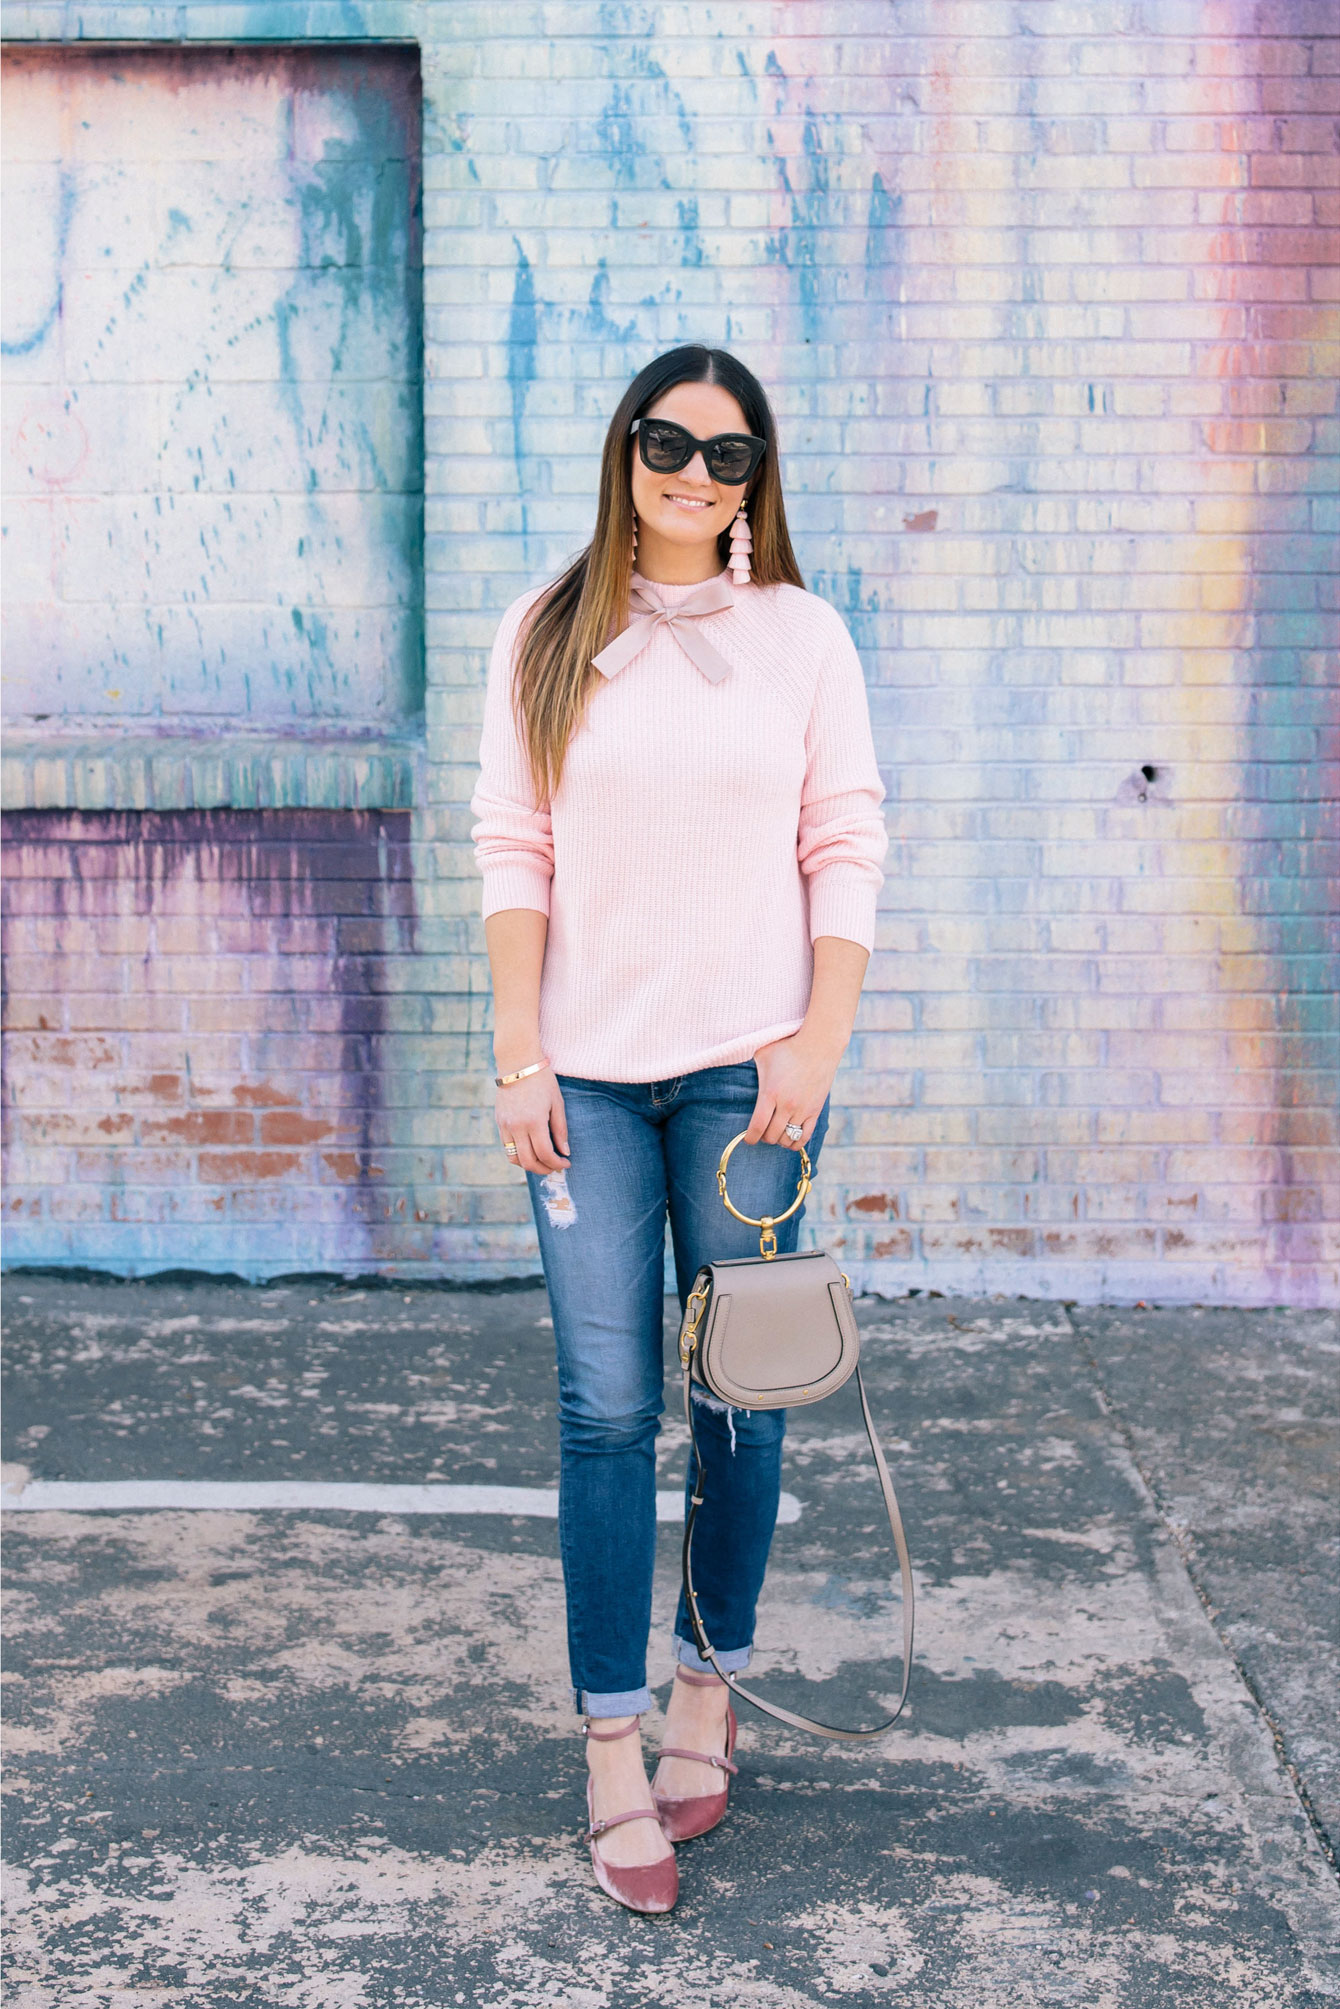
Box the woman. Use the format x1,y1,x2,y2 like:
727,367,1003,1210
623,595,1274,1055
470,345,887,1913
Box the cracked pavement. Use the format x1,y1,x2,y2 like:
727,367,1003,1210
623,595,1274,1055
2,1277,1337,2006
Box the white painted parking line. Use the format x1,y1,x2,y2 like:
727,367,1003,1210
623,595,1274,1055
0,1478,802,1523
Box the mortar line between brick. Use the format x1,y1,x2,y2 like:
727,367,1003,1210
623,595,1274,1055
1063,1304,1339,1885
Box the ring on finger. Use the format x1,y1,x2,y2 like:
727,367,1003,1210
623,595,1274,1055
504,1139,519,1158
783,1121,804,1142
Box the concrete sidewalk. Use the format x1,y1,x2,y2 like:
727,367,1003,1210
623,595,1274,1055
2,1277,1336,2007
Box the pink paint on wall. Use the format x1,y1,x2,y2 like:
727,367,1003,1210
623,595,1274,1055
1,810,424,1275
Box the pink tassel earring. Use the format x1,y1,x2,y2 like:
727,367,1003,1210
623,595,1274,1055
728,501,752,586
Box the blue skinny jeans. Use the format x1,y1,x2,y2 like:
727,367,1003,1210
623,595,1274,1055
525,1060,830,1717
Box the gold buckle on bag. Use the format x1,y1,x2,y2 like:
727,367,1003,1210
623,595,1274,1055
716,1131,812,1260
679,1282,709,1368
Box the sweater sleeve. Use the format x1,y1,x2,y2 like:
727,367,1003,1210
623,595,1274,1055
796,608,888,953
470,590,555,920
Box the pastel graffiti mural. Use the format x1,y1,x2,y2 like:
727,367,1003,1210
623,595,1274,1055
1,5,1335,1303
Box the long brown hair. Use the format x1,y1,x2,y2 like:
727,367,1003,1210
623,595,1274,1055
513,346,804,799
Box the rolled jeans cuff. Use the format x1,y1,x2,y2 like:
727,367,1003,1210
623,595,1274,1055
577,1684,653,1719
674,1636,753,1677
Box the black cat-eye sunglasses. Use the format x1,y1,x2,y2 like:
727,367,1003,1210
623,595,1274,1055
630,416,767,486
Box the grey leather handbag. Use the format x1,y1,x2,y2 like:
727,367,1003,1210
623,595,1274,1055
677,1132,915,1741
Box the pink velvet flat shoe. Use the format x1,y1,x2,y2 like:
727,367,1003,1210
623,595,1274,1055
584,1717,678,1914
652,1666,740,1844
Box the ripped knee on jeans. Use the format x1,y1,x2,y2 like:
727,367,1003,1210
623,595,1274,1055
539,1170,577,1229
690,1385,732,1417
690,1382,749,1454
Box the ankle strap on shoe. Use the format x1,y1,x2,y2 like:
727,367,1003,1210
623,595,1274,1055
674,1666,725,1689
657,1744,739,1776
587,1805,663,1840
584,1715,642,1742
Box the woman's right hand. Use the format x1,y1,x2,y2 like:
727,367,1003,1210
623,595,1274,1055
496,1068,570,1175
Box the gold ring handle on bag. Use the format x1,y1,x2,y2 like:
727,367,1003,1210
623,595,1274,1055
682,1140,917,1736
717,1130,811,1259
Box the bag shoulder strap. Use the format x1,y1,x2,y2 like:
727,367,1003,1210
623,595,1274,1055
680,1360,915,1741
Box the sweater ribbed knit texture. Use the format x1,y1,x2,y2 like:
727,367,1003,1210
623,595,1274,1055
470,570,888,1083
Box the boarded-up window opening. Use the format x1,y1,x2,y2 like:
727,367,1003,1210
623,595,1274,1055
1,45,424,729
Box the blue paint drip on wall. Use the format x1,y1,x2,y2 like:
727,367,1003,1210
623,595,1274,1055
507,237,538,538
594,85,642,189
760,88,831,348
676,198,704,269
227,53,422,718
864,172,902,300
811,563,879,654
585,260,638,344
791,115,831,346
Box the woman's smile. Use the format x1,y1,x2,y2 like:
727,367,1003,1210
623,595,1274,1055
629,378,753,577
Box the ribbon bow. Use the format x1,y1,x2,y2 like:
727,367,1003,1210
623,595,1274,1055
592,573,736,685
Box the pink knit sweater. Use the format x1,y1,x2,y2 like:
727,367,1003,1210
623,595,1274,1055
470,570,888,1083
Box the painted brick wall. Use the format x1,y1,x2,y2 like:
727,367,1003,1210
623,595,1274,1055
2,2,1336,1306
1,810,446,1273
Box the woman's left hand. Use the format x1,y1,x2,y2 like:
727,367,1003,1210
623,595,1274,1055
744,1026,842,1151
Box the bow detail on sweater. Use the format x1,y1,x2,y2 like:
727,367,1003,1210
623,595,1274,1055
592,573,736,685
